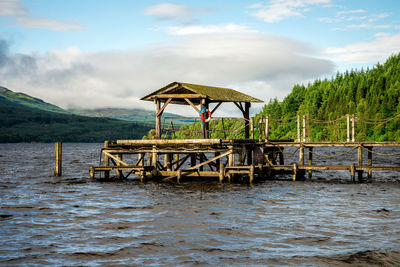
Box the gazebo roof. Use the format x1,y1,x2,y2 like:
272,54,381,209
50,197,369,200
141,82,263,104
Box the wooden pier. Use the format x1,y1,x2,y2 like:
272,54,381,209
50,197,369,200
89,82,400,183
90,139,400,183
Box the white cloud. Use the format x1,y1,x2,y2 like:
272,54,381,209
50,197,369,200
347,24,396,30
319,9,394,32
249,0,333,23
144,3,189,18
336,9,366,15
0,0,82,31
0,0,27,16
324,32,400,64
167,23,256,35
16,16,83,31
346,16,367,21
143,3,210,24
0,33,333,115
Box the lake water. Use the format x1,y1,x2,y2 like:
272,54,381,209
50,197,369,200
0,143,399,266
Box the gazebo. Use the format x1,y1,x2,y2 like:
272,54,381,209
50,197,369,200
141,82,263,139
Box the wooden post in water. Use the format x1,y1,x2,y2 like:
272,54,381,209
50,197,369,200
174,154,179,170
297,145,305,181
139,153,145,182
357,145,364,182
104,141,110,179
297,115,301,142
228,146,234,182
347,114,350,142
152,145,158,176
265,116,269,141
199,153,204,171
215,152,220,171
166,154,172,171
116,154,123,179
299,145,304,166
367,147,373,180
293,163,298,181
191,154,196,168
177,169,182,183
249,165,254,184
238,146,244,166
352,114,355,142
219,163,225,183
350,163,355,182
54,142,62,176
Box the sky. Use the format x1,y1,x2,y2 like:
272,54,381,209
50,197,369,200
0,0,399,116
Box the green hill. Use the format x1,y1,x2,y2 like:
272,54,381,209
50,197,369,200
259,53,400,141
70,107,191,125
0,87,152,142
0,86,68,114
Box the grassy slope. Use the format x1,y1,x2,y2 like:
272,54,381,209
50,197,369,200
0,86,68,114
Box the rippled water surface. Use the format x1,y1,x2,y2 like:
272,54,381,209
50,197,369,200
0,143,399,266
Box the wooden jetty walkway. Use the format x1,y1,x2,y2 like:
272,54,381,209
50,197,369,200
90,139,400,183
89,82,400,183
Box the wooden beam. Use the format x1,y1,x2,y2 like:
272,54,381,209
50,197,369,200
163,150,232,181
103,151,129,166
117,139,221,146
152,94,206,99
233,102,245,115
157,98,172,117
184,98,200,113
210,102,222,115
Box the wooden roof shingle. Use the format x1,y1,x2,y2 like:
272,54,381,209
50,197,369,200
141,82,263,104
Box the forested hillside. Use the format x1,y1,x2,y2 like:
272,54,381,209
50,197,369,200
0,103,151,142
0,86,156,142
260,53,400,141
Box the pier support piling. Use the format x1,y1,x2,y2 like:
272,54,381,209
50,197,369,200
104,141,110,179
116,154,123,179
367,147,373,181
54,142,62,177
308,147,313,179
358,145,364,182
350,163,355,182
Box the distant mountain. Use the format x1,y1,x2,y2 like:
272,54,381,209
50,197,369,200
0,86,68,114
0,87,152,142
69,108,182,122
70,108,194,125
